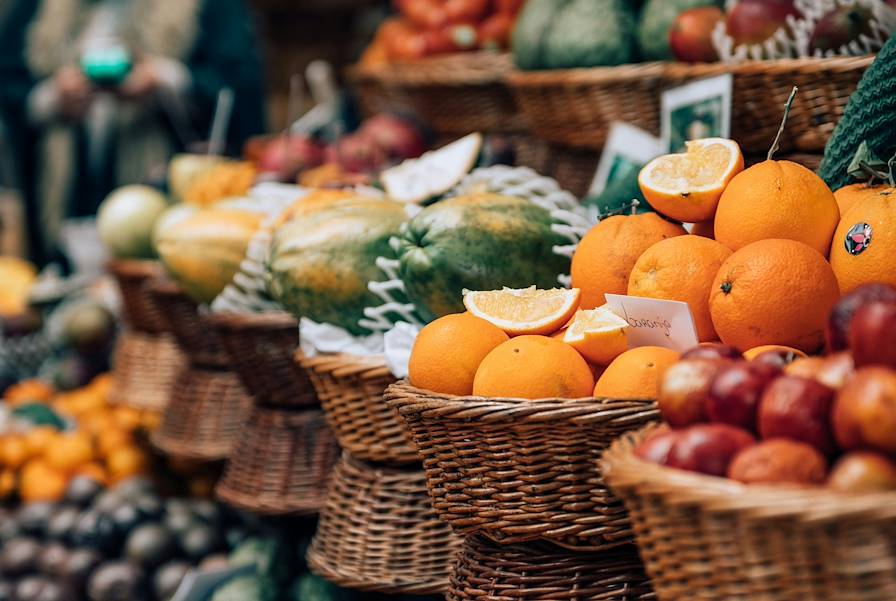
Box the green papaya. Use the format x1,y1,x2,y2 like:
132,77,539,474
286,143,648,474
397,193,569,323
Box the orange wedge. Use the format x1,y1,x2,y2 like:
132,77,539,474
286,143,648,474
463,287,580,336
639,138,744,223
563,306,629,366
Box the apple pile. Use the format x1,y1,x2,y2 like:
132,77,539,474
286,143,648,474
637,282,896,493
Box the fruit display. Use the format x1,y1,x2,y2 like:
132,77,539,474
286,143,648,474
182,161,258,207
96,187,169,261
0,257,39,328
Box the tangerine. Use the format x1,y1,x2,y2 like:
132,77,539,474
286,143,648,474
19,460,67,503
45,432,94,473
593,346,680,400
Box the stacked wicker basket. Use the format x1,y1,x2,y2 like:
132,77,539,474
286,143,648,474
295,351,462,594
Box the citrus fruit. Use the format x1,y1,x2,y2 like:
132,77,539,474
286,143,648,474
0,436,29,469
828,187,896,294
639,138,744,223
562,306,629,366
19,460,68,503
709,239,840,353
4,380,54,405
571,213,687,310
593,346,680,400
75,462,108,486
742,345,808,361
473,335,595,399
0,469,15,499
23,427,59,458
96,428,135,459
463,287,580,336
834,183,891,218
627,235,733,341
107,446,149,482
408,312,510,396
45,432,94,473
714,160,840,255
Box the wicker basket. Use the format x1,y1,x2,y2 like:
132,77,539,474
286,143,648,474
307,453,462,595
349,52,524,135
109,329,184,411
209,312,316,409
603,424,896,601
509,57,873,154
148,280,228,367
216,406,338,515
386,381,659,551
107,259,168,334
296,351,417,465
449,534,654,601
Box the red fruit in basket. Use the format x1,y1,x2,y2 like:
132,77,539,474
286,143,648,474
658,359,726,427
359,114,426,161
496,0,524,15
477,12,515,50
421,23,477,56
757,375,835,455
667,424,755,476
257,135,324,178
396,0,448,29
728,439,827,485
726,0,802,46
809,5,875,55
681,343,742,362
444,0,490,24
325,135,388,174
635,430,680,465
816,352,855,391
832,367,896,454
849,301,896,369
826,284,896,352
706,361,781,431
828,451,896,492
669,7,723,63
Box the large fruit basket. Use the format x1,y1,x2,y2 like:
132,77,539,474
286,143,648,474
106,259,168,334
386,380,659,551
296,351,418,465
603,424,896,601
508,56,872,154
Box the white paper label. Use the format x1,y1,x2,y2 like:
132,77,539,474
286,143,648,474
604,294,699,352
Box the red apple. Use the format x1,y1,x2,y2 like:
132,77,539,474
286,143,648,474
670,6,723,63
849,301,896,369
832,367,896,454
658,359,726,427
828,452,896,492
635,429,680,465
728,439,827,484
816,352,855,390
666,424,755,476
758,375,835,455
681,343,742,361
809,5,875,55
326,134,388,174
359,114,426,161
706,361,781,431
826,283,896,352
257,134,324,179
726,0,802,46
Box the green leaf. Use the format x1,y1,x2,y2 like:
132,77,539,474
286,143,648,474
847,141,888,182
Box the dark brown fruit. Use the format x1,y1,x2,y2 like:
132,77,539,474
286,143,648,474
666,423,755,476
658,359,725,427
728,438,827,484
635,429,680,465
758,375,836,455
810,5,875,54
682,342,742,361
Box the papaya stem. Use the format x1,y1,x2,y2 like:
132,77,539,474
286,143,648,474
767,86,798,161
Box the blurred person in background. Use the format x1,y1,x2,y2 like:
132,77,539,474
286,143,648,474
0,0,266,267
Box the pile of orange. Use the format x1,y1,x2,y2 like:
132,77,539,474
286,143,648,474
0,374,156,503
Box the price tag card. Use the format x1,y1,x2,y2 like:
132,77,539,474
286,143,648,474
660,73,733,153
604,294,699,352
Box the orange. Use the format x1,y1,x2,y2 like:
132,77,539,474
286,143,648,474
0,469,15,499
78,410,115,436
639,138,744,223
23,427,59,458
0,436,29,469
19,459,67,503
593,346,680,400
833,183,891,217
45,432,94,473
709,239,840,353
96,428,135,459
562,306,629,366
463,287,580,336
828,187,896,294
4,380,54,405
627,235,733,342
742,345,808,361
75,462,108,486
714,160,840,255
691,220,715,239
112,406,143,431
473,335,595,399
408,312,510,396
88,373,113,398
571,213,687,310
107,446,150,483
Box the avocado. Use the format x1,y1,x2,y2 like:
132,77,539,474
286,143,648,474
60,548,102,593
179,524,223,562
0,537,41,577
87,561,146,601
17,502,57,536
70,511,120,555
132,495,164,522
92,490,124,515
66,476,103,507
46,506,81,542
60,300,116,355
153,561,191,601
124,524,177,570
37,542,69,577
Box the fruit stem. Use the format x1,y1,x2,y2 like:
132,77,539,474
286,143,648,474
720,281,732,294
767,86,798,162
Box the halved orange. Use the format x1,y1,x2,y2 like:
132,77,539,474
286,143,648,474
463,287,580,336
639,138,744,223
562,306,629,366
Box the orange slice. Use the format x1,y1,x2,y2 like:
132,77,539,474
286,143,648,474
563,306,629,366
463,287,580,336
639,138,744,223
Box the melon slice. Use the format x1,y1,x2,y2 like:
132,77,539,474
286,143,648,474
381,132,482,204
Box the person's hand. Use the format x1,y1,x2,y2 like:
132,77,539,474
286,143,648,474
54,65,93,120
118,60,160,99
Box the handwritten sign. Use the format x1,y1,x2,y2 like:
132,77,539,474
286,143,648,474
604,294,699,352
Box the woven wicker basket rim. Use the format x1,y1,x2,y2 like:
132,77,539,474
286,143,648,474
295,350,391,378
350,51,514,85
147,278,181,296
106,258,165,279
387,380,658,425
603,424,896,522
206,311,297,331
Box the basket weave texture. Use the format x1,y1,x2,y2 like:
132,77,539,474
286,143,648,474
603,424,896,601
107,259,168,334
385,381,659,550
216,406,338,515
296,351,417,465
307,453,462,595
508,57,872,153
109,330,184,411
148,281,228,367
448,534,654,601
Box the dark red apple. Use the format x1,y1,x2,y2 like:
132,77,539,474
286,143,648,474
681,342,742,361
658,359,726,427
326,134,389,174
828,451,896,492
635,429,680,465
810,5,875,55
849,300,896,369
726,0,802,46
728,439,827,484
706,361,781,431
826,283,896,352
816,352,855,390
670,6,723,63
832,367,896,454
667,424,755,476
257,134,324,179
359,114,426,161
757,375,835,455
